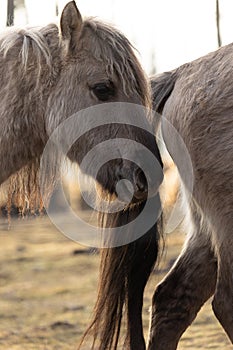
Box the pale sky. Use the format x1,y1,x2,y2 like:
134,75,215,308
1,0,233,73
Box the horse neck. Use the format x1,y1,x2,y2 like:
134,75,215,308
0,25,61,185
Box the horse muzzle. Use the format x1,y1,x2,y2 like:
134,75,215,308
115,160,163,204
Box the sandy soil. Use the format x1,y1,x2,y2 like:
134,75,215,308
0,216,232,349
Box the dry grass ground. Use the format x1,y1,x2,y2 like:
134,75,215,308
0,214,232,350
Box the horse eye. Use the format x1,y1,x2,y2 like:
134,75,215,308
91,82,115,101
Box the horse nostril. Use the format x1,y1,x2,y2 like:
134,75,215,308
134,168,147,198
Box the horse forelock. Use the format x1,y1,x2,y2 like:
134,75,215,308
83,18,151,108
0,19,150,106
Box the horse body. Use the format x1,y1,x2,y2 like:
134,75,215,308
149,43,233,349
0,2,163,349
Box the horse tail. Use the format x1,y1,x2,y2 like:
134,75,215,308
79,198,163,350
150,69,178,114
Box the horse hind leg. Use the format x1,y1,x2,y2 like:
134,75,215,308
147,206,217,350
212,227,233,344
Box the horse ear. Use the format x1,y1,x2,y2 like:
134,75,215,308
60,1,83,52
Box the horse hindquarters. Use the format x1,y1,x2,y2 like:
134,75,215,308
147,200,217,350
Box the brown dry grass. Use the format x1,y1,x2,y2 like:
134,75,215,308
0,215,232,349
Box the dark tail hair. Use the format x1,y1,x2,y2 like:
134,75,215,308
150,69,178,114
79,199,162,350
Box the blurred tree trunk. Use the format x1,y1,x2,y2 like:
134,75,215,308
6,0,14,26
216,0,222,47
